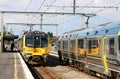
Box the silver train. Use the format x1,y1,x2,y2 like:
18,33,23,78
57,22,120,79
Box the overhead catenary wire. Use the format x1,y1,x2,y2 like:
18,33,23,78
24,0,33,23
76,0,95,12
31,0,57,23
29,0,46,21
58,0,95,26
43,2,73,23
37,0,46,12
25,0,33,12
44,0,57,12
91,1,120,14
24,0,120,31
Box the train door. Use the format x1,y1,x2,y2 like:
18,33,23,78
70,39,76,58
87,38,92,54
106,37,117,59
77,38,85,62
69,39,77,65
107,36,119,65
62,40,69,58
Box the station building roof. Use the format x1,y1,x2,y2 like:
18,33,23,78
3,34,19,40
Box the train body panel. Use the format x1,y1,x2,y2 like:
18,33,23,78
57,23,120,78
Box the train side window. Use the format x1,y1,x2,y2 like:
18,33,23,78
109,38,115,55
88,39,98,48
78,39,84,48
88,40,92,48
92,40,98,48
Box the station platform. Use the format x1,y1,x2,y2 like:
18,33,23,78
0,52,34,79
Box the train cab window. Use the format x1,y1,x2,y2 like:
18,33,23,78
41,37,48,47
78,39,84,48
34,36,48,47
26,37,34,46
109,38,115,55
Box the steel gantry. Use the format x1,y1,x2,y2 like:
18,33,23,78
0,10,95,53
6,22,58,33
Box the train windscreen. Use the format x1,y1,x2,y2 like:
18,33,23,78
26,36,48,47
26,37,34,47
34,36,48,47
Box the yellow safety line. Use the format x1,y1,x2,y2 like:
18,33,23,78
14,53,18,79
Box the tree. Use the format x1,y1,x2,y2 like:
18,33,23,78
47,32,53,38
47,32,55,44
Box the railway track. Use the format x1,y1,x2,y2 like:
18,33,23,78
19,51,98,79
28,61,61,79
28,63,43,79
19,51,61,79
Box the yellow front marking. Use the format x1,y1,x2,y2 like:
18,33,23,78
14,53,18,79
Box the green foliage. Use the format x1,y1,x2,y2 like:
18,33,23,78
0,31,11,35
47,32,56,44
47,32,53,38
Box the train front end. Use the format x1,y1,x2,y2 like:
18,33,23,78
23,31,50,63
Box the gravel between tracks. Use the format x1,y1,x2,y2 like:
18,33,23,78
46,65,99,79
47,52,99,79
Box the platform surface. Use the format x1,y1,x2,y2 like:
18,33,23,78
0,52,34,79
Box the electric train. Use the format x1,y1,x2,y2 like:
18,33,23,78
57,22,120,79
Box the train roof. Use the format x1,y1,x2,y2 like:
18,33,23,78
25,31,47,36
59,22,120,39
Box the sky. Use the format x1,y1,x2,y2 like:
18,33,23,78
0,0,120,37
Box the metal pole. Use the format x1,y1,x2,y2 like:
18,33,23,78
81,15,85,28
73,0,76,15
56,26,58,51
40,14,43,32
86,16,90,28
29,26,32,31
1,13,4,53
5,23,8,34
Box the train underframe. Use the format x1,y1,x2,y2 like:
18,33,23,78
61,56,120,79
24,54,48,64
